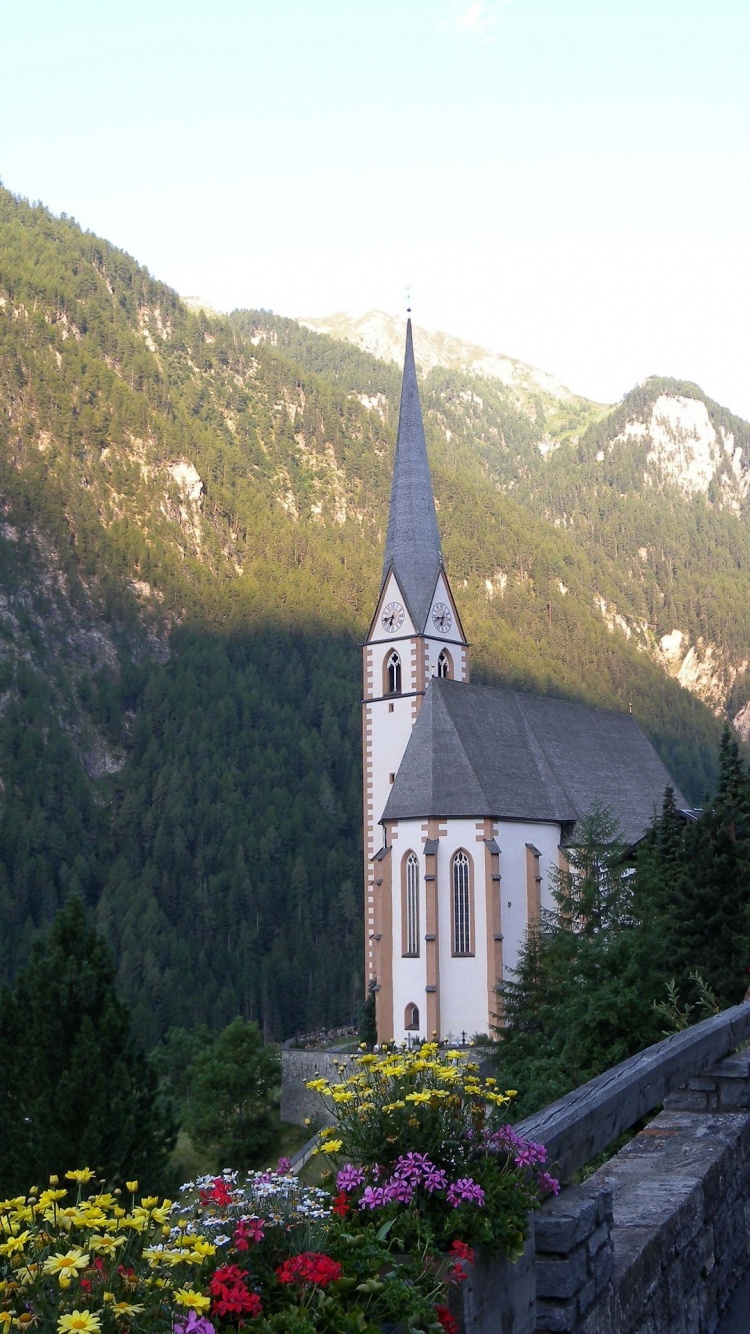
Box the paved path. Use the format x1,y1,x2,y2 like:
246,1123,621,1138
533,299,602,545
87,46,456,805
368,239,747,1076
717,1269,750,1333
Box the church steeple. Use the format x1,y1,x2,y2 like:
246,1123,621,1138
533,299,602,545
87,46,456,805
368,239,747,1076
381,319,443,632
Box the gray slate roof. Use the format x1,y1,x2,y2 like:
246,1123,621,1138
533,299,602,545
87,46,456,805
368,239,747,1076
382,678,684,846
381,319,443,632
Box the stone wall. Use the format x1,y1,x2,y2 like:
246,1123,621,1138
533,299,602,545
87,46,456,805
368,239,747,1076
534,1049,750,1334
280,1051,354,1127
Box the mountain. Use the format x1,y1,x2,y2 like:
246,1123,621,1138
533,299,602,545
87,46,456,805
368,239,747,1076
0,186,746,1044
300,312,750,726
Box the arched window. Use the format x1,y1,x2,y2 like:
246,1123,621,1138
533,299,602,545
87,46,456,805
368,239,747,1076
437,649,452,679
404,1002,420,1030
452,849,473,955
385,650,402,694
403,851,419,956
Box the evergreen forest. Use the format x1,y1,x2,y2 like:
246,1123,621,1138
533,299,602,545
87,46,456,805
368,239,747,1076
1,185,750,1046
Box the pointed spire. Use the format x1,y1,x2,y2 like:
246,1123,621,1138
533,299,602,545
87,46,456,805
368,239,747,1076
381,319,443,631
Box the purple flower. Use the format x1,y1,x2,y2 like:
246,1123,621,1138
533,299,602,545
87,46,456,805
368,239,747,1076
173,1315,217,1334
514,1140,547,1168
383,1178,415,1205
276,1156,292,1175
422,1165,448,1193
336,1164,366,1193
538,1172,561,1196
447,1177,485,1208
487,1125,523,1153
359,1185,387,1209
393,1152,429,1183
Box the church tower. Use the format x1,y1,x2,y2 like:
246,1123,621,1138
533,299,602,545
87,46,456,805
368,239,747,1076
363,319,468,1029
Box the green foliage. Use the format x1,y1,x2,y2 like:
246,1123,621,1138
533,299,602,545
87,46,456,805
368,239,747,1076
0,185,744,1051
641,731,750,1008
358,980,378,1048
183,1017,280,1168
653,972,720,1035
0,896,175,1194
494,807,663,1116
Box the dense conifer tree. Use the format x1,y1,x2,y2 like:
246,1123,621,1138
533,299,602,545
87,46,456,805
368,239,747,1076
0,897,175,1194
669,731,750,1006
183,1017,280,1167
495,806,663,1116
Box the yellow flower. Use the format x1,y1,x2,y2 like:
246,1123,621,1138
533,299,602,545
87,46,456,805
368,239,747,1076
174,1289,211,1312
111,1303,144,1319
0,1231,30,1256
125,1182,138,1194
506,1089,518,1097
190,1237,216,1257
88,1234,126,1256
404,1091,432,1104
57,1311,102,1333
37,1189,67,1208
64,1170,95,1185
321,1139,343,1153
43,1249,89,1281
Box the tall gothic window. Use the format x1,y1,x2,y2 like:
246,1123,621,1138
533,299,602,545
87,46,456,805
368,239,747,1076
404,851,419,956
386,650,402,694
405,1002,420,1030
452,849,472,955
437,649,452,679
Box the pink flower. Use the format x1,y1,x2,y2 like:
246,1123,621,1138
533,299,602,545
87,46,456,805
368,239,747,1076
446,1178,485,1208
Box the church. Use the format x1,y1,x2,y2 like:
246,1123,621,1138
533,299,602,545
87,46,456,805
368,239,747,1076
363,320,684,1045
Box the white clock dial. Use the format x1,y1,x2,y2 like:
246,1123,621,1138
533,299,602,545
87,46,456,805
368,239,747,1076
432,602,453,634
381,601,405,633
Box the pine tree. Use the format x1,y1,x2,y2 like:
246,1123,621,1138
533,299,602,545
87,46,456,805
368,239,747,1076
0,896,175,1194
671,730,750,1006
183,1017,280,1168
495,805,662,1116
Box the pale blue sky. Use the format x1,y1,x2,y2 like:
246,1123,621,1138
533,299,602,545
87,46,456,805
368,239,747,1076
2,0,749,414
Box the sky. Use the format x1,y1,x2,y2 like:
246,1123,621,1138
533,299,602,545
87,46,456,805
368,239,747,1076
2,0,749,415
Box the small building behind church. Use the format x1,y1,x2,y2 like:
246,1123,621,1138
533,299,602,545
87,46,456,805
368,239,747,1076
362,319,685,1046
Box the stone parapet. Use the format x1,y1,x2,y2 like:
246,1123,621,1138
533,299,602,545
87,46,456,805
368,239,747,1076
534,1184,614,1333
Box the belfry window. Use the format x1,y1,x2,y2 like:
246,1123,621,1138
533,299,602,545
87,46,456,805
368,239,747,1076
437,649,452,679
386,650,402,694
452,849,472,955
404,852,419,956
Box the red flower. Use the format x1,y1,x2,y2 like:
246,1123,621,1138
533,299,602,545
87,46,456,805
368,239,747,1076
209,1265,262,1317
200,1176,234,1207
275,1252,343,1287
332,1192,349,1217
435,1305,460,1334
234,1217,265,1250
449,1240,475,1264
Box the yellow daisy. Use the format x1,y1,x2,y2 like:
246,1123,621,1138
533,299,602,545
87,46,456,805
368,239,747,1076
43,1249,89,1281
57,1312,101,1333
173,1288,211,1312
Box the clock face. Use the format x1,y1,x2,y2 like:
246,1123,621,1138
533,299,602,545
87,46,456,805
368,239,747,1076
432,602,453,634
381,601,405,633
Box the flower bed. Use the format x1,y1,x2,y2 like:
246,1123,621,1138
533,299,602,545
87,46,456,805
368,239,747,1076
306,1042,558,1257
0,1165,457,1332
0,1044,558,1332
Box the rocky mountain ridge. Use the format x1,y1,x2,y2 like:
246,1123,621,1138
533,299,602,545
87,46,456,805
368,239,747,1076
0,185,748,1040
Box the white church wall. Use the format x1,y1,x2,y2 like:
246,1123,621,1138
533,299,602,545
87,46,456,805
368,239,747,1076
387,818,564,1044
435,818,491,1041
496,820,562,981
389,826,428,1043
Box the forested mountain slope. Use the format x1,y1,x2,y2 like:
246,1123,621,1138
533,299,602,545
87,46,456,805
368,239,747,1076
0,187,744,1043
